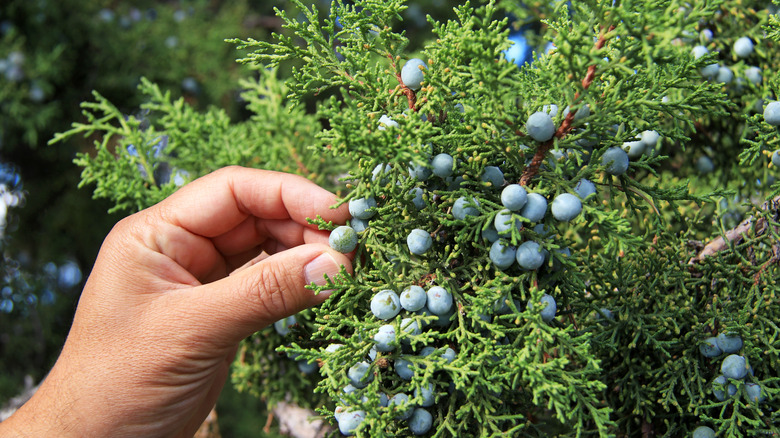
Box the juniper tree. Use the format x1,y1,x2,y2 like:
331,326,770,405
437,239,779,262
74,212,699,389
54,0,780,436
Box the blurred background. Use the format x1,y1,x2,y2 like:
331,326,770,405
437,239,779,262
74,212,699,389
0,1,453,435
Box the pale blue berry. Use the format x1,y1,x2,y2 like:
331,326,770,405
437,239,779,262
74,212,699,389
501,184,528,211
409,187,425,210
772,150,780,167
601,146,629,175
374,324,396,352
745,66,762,84
401,317,421,337
696,156,714,174
414,383,435,407
453,197,480,220
408,408,433,435
349,197,377,219
623,140,646,159
348,361,373,388
482,223,500,242
520,193,547,222
745,382,766,403
442,347,456,363
563,104,591,121
407,229,433,255
401,58,426,90
693,426,716,438
400,286,427,311
691,45,708,59
489,240,516,270
432,153,454,177
764,101,780,126
733,37,754,58
494,209,523,236
543,104,559,117
408,161,432,181
641,130,660,147
712,375,737,401
372,163,392,181
526,111,556,142
395,357,414,380
426,286,453,315
574,179,596,200
717,66,734,83
389,393,413,420
516,241,546,270
481,165,504,187
337,410,365,436
273,315,297,336
721,354,748,380
538,293,557,322
551,193,582,222
378,114,398,130
329,226,358,253
350,217,369,233
297,360,318,374
699,337,722,358
701,63,719,78
715,333,743,354
371,289,401,320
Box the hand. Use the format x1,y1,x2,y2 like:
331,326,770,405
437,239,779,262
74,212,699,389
0,166,352,437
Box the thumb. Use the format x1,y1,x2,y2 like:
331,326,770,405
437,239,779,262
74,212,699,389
186,244,350,344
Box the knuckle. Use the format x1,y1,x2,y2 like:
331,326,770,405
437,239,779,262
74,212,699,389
246,262,302,320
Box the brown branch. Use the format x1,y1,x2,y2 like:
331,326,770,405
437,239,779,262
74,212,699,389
519,25,615,187
688,195,780,266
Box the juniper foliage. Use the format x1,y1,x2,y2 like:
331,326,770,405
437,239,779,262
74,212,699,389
55,0,780,436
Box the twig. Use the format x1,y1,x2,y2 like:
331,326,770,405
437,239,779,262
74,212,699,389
520,25,615,186
688,195,780,265
388,54,418,111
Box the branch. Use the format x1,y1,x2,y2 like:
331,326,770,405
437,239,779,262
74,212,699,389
520,25,615,186
272,401,333,438
688,195,780,265
388,54,417,111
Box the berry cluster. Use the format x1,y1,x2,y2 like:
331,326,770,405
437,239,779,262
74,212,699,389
699,333,766,404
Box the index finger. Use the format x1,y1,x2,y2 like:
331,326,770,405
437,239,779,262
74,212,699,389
157,166,349,238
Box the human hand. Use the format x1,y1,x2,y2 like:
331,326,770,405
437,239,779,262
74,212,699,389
0,166,352,437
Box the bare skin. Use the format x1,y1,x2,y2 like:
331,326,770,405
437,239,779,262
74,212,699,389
0,166,352,437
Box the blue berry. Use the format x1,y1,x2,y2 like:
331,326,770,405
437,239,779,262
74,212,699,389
494,209,523,236
401,58,426,90
551,193,582,222
400,286,427,311
349,197,377,219
516,241,546,270
337,410,365,436
538,293,557,322
526,111,556,142
395,357,414,380
414,383,435,407
350,217,369,233
407,229,433,255
426,286,453,315
501,184,528,211
717,66,734,83
641,130,660,147
374,324,396,352
764,101,780,126
431,153,454,177
772,150,780,167
699,337,722,358
601,146,629,175
408,160,432,181
297,360,318,374
401,317,421,337
745,66,762,84
273,315,297,336
692,426,716,438
408,408,433,435
329,226,358,253
388,393,413,420
409,187,425,210
453,197,480,220
712,375,737,401
543,104,559,117
701,62,719,78
481,165,504,187
489,240,516,270
348,361,373,388
574,179,597,200
504,32,533,67
692,45,709,59
563,104,591,121
733,37,754,58
696,156,714,174
442,347,456,363
721,354,748,380
372,163,392,181
378,114,398,130
745,382,766,403
520,193,547,222
716,333,743,354
623,140,646,159
482,223,500,242
371,289,401,320
597,308,614,321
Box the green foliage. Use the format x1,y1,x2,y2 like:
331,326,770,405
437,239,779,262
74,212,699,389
52,0,780,436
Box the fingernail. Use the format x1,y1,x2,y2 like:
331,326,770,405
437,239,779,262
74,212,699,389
304,253,341,287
